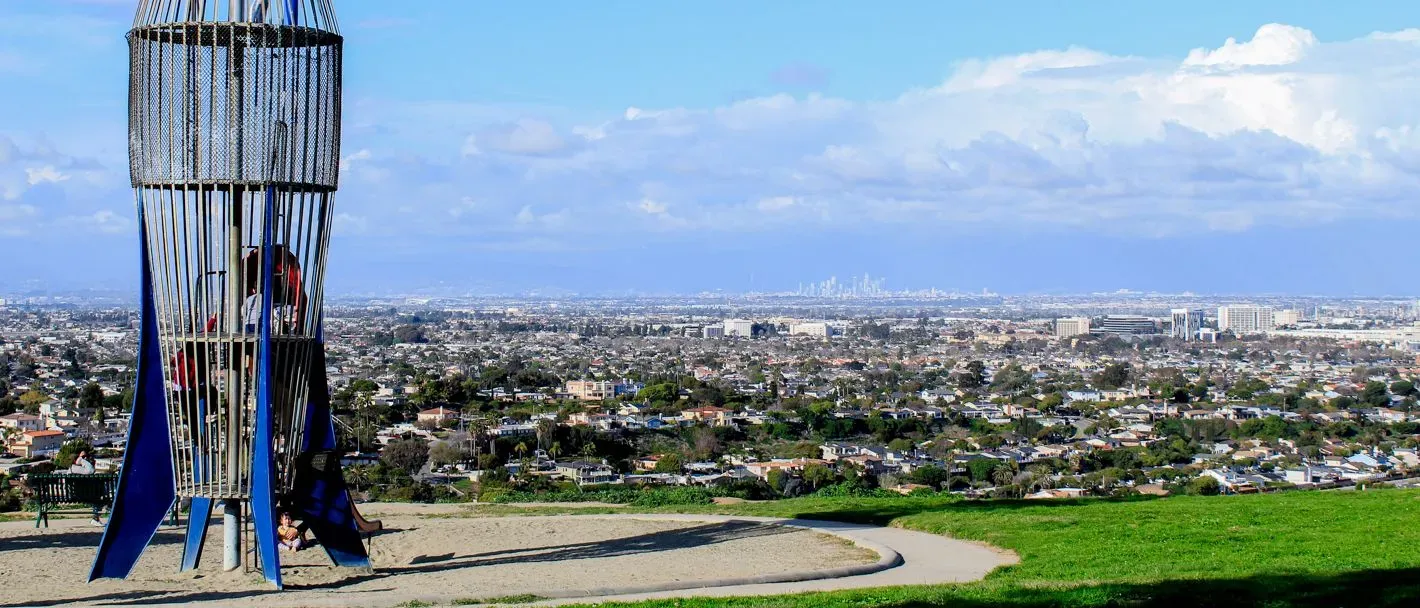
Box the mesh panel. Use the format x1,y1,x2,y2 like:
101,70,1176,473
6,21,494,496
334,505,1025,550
129,23,341,190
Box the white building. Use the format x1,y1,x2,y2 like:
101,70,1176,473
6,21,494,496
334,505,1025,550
1055,317,1091,338
1171,309,1205,341
1218,306,1275,334
702,325,725,338
789,322,832,337
723,319,754,337
1275,309,1303,326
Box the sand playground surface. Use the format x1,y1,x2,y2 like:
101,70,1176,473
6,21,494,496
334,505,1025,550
0,505,884,607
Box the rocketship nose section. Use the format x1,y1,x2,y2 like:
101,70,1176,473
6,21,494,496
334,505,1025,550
134,0,339,32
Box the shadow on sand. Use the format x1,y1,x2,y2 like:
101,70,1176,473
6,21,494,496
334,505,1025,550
0,519,795,606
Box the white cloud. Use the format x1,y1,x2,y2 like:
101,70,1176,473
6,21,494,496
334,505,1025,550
0,203,38,235
333,213,369,235
636,198,668,215
1183,24,1317,67
473,119,568,156
25,166,69,185
296,24,1420,242
59,209,129,234
758,196,797,211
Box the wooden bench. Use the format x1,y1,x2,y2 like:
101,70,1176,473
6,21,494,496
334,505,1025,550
27,473,118,528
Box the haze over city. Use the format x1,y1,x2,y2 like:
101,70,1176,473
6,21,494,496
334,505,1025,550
5,1,1420,295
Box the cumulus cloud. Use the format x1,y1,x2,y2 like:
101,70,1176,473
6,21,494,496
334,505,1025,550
25,166,69,185
269,24,1420,244
0,135,128,238
1183,24,1317,67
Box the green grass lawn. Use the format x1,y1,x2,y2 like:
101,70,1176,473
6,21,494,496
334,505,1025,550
517,489,1420,608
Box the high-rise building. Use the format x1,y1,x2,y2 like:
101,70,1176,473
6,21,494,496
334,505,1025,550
1275,309,1303,326
1055,317,1091,338
702,326,725,338
723,319,755,337
1097,315,1159,335
1171,309,1205,341
1218,305,1276,334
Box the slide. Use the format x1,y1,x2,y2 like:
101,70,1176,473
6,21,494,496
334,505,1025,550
350,494,382,536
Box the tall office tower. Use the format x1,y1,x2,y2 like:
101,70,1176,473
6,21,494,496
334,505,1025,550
1275,309,1303,326
1218,305,1276,334
1171,308,1205,341
92,0,367,589
1055,317,1091,338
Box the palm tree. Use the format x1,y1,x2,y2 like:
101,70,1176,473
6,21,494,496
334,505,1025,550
549,441,562,462
514,441,528,460
992,464,1016,489
535,418,556,450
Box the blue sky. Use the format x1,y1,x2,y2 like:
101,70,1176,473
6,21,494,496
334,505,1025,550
4,1,1420,295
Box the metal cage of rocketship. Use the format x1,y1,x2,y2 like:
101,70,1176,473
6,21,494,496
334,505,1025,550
129,8,341,501
91,1,367,590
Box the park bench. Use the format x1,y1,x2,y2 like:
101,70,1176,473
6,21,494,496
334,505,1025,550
27,473,118,528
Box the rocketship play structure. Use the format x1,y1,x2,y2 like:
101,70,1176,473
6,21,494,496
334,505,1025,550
90,0,370,588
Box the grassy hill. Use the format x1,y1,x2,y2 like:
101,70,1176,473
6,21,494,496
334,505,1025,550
550,488,1420,608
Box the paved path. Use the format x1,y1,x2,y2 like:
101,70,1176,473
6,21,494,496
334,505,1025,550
526,513,1017,606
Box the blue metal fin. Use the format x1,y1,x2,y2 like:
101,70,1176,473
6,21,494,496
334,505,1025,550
252,183,283,588
290,345,371,568
90,205,178,582
180,497,214,572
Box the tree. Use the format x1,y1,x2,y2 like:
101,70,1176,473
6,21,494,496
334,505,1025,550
381,437,429,476
639,382,679,407
55,439,94,469
801,463,837,489
1093,363,1130,390
966,457,1000,482
1189,476,1221,496
392,325,428,344
18,391,48,415
652,453,684,473
956,361,986,390
1390,380,1417,398
909,465,951,489
1361,381,1390,408
428,441,464,468
535,418,556,450
79,383,104,412
690,427,722,460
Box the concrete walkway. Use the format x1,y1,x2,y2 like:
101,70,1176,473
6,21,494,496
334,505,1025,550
525,513,1017,606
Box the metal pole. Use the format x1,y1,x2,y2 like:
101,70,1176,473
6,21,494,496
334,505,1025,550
223,498,242,571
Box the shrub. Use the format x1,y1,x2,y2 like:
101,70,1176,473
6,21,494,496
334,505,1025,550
629,487,713,507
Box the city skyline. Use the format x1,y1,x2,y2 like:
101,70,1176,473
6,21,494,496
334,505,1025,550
6,2,1420,294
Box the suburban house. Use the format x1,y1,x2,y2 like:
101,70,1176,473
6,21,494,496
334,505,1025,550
0,413,45,432
741,458,826,480
681,405,733,426
555,460,618,485
8,429,66,458
416,406,459,425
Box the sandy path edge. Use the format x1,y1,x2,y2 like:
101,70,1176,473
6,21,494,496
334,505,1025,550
505,514,905,601
518,514,1017,607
